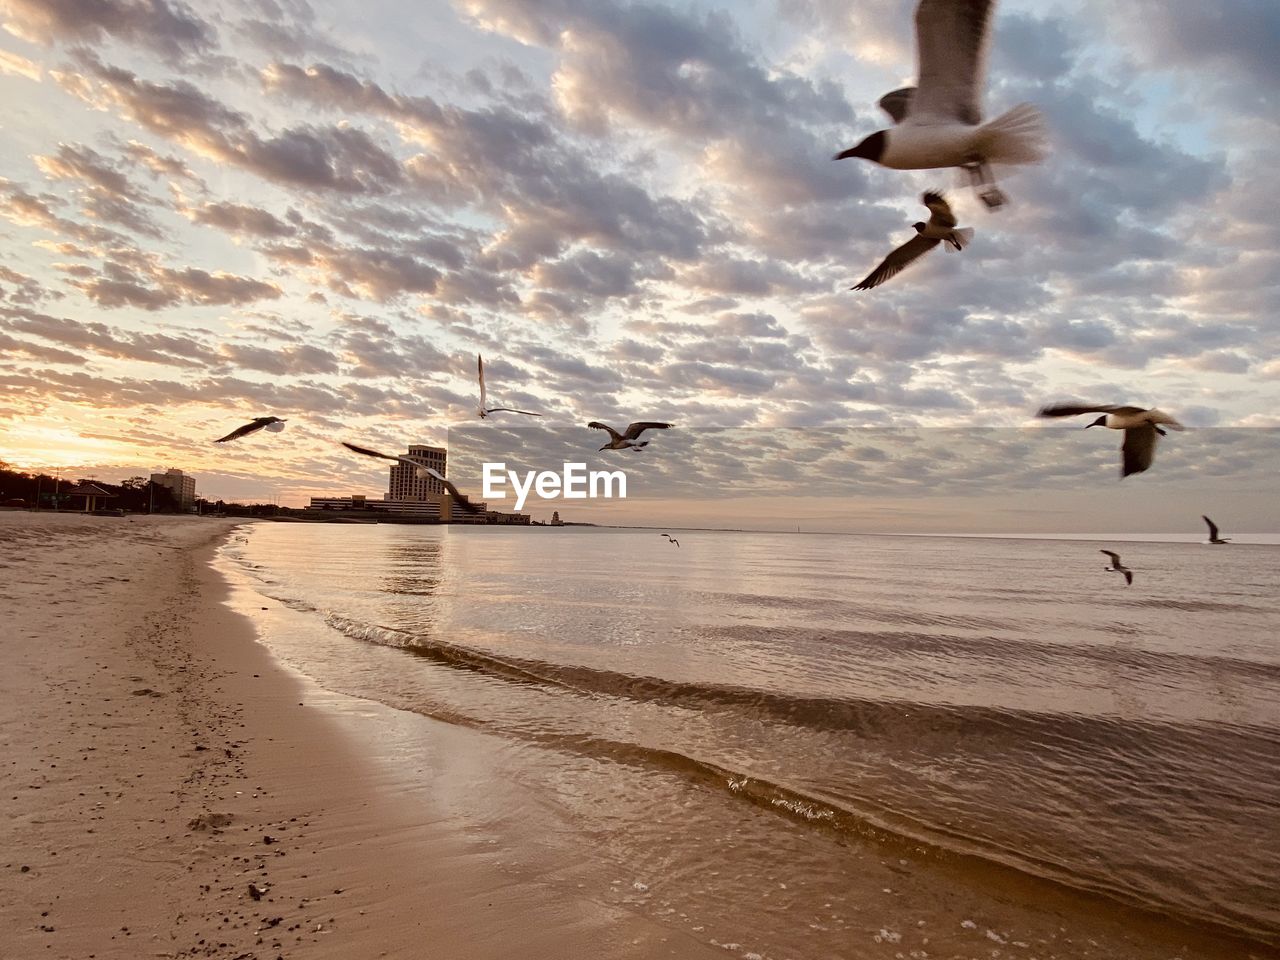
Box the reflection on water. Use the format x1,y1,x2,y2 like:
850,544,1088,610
222,524,1280,959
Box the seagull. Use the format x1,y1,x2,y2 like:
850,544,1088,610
1100,550,1133,586
1036,404,1185,478
339,441,483,515
661,533,680,548
588,421,672,452
833,0,1045,209
853,191,973,290
478,355,541,419
214,416,287,443
1202,515,1231,545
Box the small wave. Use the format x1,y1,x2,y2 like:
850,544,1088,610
695,590,1020,631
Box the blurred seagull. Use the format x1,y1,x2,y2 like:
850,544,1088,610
1100,550,1133,586
214,416,286,443
478,354,541,419
589,420,672,452
661,533,681,548
833,0,1045,209
1037,403,1185,478
853,191,973,290
1202,515,1231,545
339,441,482,515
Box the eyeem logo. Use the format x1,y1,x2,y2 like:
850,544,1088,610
482,463,627,511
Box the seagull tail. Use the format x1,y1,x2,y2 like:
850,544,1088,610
976,103,1046,166
947,227,975,251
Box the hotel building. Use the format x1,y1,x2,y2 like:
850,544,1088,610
387,445,448,501
150,468,196,510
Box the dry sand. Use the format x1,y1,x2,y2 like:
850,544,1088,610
0,512,725,959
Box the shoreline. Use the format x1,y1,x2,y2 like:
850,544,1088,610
0,513,722,959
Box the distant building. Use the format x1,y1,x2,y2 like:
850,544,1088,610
151,468,195,509
550,511,563,526
306,495,441,520
313,445,527,524
387,445,447,501
485,509,531,525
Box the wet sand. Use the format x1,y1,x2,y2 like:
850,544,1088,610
0,512,724,959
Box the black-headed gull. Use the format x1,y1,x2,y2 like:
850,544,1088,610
1202,516,1231,545
214,416,287,443
853,191,973,290
834,0,1045,209
1037,403,1184,478
588,421,672,452
1100,550,1133,586
479,355,541,419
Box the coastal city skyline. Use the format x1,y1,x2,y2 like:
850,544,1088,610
1,0,1277,525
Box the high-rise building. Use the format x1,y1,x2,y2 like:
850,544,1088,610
387,445,447,501
151,468,195,509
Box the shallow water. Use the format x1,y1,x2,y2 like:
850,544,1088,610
221,524,1280,958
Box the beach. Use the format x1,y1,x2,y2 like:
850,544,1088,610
0,513,722,959
4,513,1279,959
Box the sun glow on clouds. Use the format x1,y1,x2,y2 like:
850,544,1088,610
0,422,133,470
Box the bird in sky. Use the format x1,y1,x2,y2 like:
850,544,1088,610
214,416,287,443
834,0,1045,209
339,441,482,515
1202,515,1231,545
1100,550,1133,586
588,421,673,451
661,533,681,548
1037,404,1184,478
852,191,973,290
478,355,541,419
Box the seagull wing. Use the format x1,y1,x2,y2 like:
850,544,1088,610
215,417,274,443
587,421,623,442
1144,408,1185,431
340,440,399,462
1202,515,1220,540
852,234,940,290
911,0,995,125
922,190,958,229
485,407,543,417
1121,424,1158,478
623,422,673,441
1100,550,1121,564
1036,403,1121,418
1122,568,1133,586
420,467,483,516
478,354,487,409
343,441,450,474
878,86,916,124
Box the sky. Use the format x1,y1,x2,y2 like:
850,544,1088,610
0,0,1277,529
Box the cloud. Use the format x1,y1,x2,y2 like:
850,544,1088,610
57,56,405,194
0,47,41,80
1,0,217,63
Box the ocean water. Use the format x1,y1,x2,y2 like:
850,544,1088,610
221,523,1280,959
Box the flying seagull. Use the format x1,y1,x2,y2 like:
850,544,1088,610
1100,550,1133,586
1037,404,1185,478
853,191,973,290
833,0,1045,209
588,421,672,452
1202,515,1231,545
214,416,286,443
339,441,482,515
661,533,681,548
478,355,541,419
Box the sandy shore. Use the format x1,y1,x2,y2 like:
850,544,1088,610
1,512,724,959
